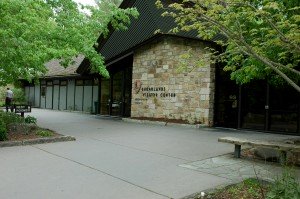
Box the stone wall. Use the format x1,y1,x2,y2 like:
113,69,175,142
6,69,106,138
131,36,215,126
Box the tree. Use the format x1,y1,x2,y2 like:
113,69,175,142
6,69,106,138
0,0,138,85
157,0,300,92
95,0,123,7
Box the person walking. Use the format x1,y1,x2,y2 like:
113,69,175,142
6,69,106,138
5,88,14,112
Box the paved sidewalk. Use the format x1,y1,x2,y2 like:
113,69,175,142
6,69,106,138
0,109,299,199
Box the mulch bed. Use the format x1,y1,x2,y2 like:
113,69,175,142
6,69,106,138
7,129,60,141
5,123,60,142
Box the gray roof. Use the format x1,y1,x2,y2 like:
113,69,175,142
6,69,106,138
99,0,201,62
43,55,84,78
78,0,224,74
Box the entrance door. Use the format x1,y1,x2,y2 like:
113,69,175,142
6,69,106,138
100,79,110,115
241,81,267,130
269,85,299,133
99,67,132,117
111,71,123,116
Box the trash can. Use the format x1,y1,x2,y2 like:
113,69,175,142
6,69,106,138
94,101,99,114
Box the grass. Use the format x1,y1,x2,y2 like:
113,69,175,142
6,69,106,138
198,179,269,199
35,130,54,137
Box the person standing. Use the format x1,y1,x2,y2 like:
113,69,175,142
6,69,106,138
5,88,13,112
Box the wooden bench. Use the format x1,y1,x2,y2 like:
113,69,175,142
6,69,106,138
14,104,32,117
218,137,300,163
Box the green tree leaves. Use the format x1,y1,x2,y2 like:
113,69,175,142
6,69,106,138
0,0,138,85
158,0,300,92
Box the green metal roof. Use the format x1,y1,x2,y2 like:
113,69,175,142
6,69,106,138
100,0,208,60
77,0,223,74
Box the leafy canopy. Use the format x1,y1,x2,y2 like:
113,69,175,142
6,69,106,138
0,0,138,85
157,0,300,92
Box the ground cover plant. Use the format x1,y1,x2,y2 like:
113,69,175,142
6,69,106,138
0,111,58,141
191,167,300,199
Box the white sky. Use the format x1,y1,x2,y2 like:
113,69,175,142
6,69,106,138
73,0,97,6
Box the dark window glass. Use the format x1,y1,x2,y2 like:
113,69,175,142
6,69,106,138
76,80,83,86
60,80,67,86
84,80,93,86
41,86,46,97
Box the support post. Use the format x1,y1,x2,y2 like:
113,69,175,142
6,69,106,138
234,144,241,158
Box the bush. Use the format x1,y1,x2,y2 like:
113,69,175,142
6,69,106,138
266,168,300,199
12,87,26,104
36,130,53,137
0,119,7,141
0,111,24,127
25,115,37,124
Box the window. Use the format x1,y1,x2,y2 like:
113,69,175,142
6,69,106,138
84,80,93,86
60,80,67,86
41,86,46,97
53,80,59,85
76,80,84,86
47,81,53,86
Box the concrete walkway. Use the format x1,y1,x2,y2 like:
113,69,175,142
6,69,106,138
0,109,298,199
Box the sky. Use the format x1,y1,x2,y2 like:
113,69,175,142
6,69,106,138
73,0,97,6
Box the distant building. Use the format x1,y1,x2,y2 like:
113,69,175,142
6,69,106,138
22,55,99,113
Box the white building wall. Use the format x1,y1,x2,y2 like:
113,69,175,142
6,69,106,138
34,85,40,107
59,86,67,110
45,86,53,109
67,80,75,110
83,86,93,113
25,87,30,103
29,86,35,105
93,86,99,114
75,86,83,111
53,85,59,110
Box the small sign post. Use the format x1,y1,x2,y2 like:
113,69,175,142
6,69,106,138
14,104,32,117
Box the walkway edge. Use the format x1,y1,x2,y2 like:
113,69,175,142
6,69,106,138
0,135,76,148
122,118,208,128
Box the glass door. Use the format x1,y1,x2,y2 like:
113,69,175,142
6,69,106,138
123,67,132,117
111,71,123,116
241,81,267,130
100,79,110,115
269,85,299,133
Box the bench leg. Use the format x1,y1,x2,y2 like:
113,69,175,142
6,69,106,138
234,145,241,158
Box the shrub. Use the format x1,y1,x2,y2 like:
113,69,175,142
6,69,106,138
0,119,7,141
266,168,300,199
25,115,37,124
0,112,24,127
36,130,53,137
12,87,26,104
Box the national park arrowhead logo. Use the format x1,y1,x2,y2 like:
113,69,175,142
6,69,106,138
134,80,142,94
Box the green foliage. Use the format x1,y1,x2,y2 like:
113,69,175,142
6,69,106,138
158,0,300,92
266,168,300,199
0,119,7,141
24,115,37,124
36,130,53,137
12,87,26,104
227,178,266,199
0,0,139,85
0,111,24,127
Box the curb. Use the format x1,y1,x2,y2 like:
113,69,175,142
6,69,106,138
122,118,208,128
0,135,76,148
